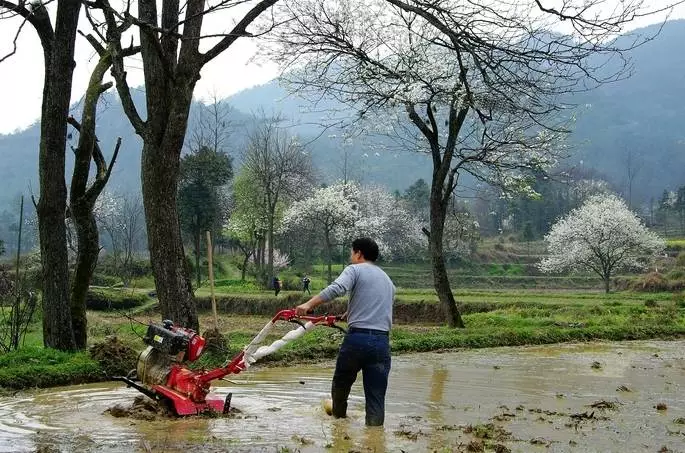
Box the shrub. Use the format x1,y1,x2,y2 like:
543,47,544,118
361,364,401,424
630,272,668,292
667,269,685,280
86,289,149,311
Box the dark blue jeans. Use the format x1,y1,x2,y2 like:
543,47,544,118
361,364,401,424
331,330,391,426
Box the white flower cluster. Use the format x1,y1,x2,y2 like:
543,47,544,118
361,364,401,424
280,181,422,259
539,194,665,278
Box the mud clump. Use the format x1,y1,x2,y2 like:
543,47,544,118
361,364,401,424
89,336,138,377
202,328,229,353
655,403,668,411
105,396,172,421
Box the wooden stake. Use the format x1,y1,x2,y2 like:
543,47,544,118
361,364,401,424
206,230,218,330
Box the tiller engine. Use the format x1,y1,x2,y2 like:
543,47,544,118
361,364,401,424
114,309,345,416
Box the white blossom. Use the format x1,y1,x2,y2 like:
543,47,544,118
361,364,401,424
539,194,665,292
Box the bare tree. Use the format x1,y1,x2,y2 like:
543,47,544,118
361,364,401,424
98,193,147,287
242,113,314,284
270,0,681,327
622,147,642,210
188,89,236,157
0,0,83,349
83,0,281,330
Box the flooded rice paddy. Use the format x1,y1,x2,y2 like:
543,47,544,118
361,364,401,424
1,340,684,452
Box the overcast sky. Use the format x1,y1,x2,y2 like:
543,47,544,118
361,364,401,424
0,2,683,136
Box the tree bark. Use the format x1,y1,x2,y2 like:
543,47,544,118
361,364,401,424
69,204,98,349
267,211,275,284
194,231,201,290
428,190,465,328
38,0,82,351
325,230,333,284
142,134,198,330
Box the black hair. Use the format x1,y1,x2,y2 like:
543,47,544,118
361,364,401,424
352,237,379,262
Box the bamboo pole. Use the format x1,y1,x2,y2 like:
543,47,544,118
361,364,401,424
206,231,218,330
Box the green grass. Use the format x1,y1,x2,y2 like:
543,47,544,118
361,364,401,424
3,285,684,391
0,347,102,390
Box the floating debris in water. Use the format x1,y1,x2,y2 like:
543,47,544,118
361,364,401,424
656,403,668,411
530,437,549,445
588,400,620,410
616,385,632,392
591,361,602,369
466,439,484,452
493,444,511,453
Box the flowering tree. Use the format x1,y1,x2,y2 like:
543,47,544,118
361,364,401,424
354,185,424,260
282,182,424,280
269,0,680,327
540,195,664,293
281,182,359,282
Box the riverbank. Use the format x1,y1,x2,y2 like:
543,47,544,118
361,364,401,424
1,289,684,391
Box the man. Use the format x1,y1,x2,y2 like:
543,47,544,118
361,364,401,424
296,237,395,426
273,276,282,297
302,275,311,295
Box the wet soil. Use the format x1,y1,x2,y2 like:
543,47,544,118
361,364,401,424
0,339,683,452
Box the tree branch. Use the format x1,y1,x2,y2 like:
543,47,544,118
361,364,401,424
202,0,279,65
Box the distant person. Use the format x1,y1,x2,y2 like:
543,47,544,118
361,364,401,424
302,275,311,295
273,276,282,297
296,237,395,426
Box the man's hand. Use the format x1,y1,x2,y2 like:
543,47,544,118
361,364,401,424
296,295,325,316
295,301,314,316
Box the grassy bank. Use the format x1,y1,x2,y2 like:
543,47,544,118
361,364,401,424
2,289,684,391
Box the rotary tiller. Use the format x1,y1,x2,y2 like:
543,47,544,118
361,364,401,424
113,309,345,416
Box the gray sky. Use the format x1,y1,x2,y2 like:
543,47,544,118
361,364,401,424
0,1,683,135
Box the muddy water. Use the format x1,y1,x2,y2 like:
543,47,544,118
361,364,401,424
1,340,684,453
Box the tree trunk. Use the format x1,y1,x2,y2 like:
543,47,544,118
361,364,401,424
267,211,274,284
141,74,199,329
143,138,198,330
38,0,82,351
604,274,611,293
70,203,98,349
429,189,465,328
325,231,333,284
241,252,250,281
195,231,201,290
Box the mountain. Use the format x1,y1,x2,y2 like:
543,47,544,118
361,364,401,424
1,20,685,218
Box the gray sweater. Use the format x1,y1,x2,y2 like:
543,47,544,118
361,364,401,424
319,262,395,332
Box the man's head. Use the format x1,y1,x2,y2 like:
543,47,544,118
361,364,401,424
350,237,379,263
